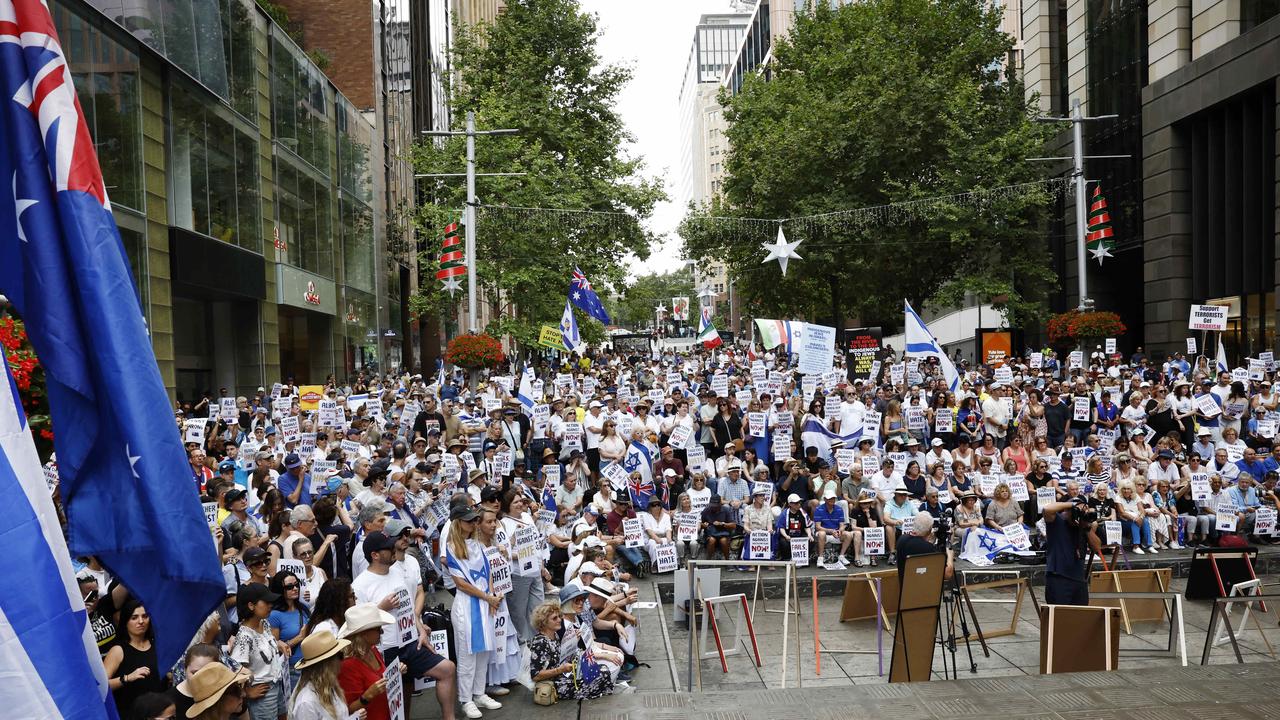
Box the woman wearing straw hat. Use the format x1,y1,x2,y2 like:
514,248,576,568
290,631,365,720
184,662,250,720
337,604,395,720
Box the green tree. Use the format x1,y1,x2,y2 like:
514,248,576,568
411,0,664,350
615,269,696,330
680,0,1057,331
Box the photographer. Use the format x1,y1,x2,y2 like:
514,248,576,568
1041,497,1103,605
895,512,955,583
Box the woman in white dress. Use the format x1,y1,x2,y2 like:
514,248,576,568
444,506,502,719
476,508,521,695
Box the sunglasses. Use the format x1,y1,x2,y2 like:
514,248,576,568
295,550,313,559
283,582,299,590
249,559,269,567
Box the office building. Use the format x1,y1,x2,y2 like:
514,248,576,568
54,0,395,401
1021,0,1278,360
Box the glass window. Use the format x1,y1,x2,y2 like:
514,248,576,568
340,194,374,292
276,157,333,277
170,81,260,250
337,98,373,203
115,210,148,315
271,32,331,176
53,0,145,212
222,0,259,119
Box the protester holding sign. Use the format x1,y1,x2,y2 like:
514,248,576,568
443,507,502,719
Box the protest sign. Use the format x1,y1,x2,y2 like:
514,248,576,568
686,445,707,473
863,527,886,556
280,416,300,444
934,408,954,434
1002,523,1030,550
748,530,771,559
1104,521,1123,544
656,544,678,573
1255,507,1276,536
385,659,405,720
798,324,836,375
677,512,699,542
790,537,809,566
202,502,218,529
668,425,692,450
1189,304,1228,331
485,547,513,596
1190,472,1210,500
183,419,206,445
1073,396,1091,422
1036,486,1056,512
1186,337,1197,355
748,412,767,438
623,518,644,548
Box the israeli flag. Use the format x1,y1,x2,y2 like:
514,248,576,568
0,364,114,718
1216,340,1229,375
799,418,863,464
516,365,536,410
560,299,581,353
904,300,960,393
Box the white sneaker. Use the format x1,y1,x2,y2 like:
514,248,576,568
1147,546,1159,554
1169,541,1183,549
485,686,509,697
837,556,850,567
462,702,483,719
1132,547,1145,555
474,695,503,710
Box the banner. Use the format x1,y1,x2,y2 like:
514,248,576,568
844,326,883,379
538,325,563,350
976,329,1015,367
298,385,324,411
797,323,837,375
671,296,690,322
1189,304,1228,331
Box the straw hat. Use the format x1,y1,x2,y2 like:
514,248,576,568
184,662,250,718
337,603,395,638
295,630,350,669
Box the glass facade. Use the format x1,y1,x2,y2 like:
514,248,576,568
275,157,333,277
170,80,261,250
725,2,772,95
55,0,144,212
86,0,257,118
271,33,332,175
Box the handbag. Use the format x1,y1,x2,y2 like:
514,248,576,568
533,680,557,706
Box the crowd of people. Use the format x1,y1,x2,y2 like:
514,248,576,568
64,337,1280,719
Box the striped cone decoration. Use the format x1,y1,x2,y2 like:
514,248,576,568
1086,185,1115,264
436,219,465,292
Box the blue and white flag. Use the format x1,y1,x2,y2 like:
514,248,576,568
516,365,536,410
1216,339,1229,375
0,0,223,671
622,441,656,506
569,267,611,324
904,300,961,393
799,418,863,464
958,527,1017,567
560,299,581,353
0,360,113,718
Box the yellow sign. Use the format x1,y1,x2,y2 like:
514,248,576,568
538,325,563,349
298,385,325,410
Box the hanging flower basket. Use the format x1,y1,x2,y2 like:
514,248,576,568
445,333,506,370
0,313,52,459
1046,309,1127,346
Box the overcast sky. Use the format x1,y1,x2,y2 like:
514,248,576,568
577,0,740,281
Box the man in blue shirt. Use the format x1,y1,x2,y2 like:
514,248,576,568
1235,447,1269,481
1228,473,1262,536
278,452,311,509
813,490,854,570
1193,380,1222,441
1262,444,1280,476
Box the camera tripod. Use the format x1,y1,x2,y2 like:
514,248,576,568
935,569,981,679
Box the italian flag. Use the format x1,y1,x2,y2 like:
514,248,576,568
698,307,722,349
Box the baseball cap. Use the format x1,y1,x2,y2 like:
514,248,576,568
385,519,412,538
218,460,236,473
787,493,801,503
362,531,396,558
225,488,247,504
578,561,603,577
237,582,279,607
284,453,303,469
243,547,269,565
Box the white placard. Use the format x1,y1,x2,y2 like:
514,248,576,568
771,434,792,460
677,512,699,542
1250,359,1268,381
824,396,842,420
1073,396,1091,422
494,449,514,475
202,502,218,529
748,411,767,438
861,455,880,478
1187,337,1198,355
668,424,692,450
1001,523,1030,550
748,530,771,559
1255,507,1276,536
1189,304,1228,331
1036,486,1057,512
603,462,629,489
790,537,809,566
385,658,405,720
835,449,856,474
797,324,836,376
485,546,512,596
656,543,678,572
994,366,1013,384
1105,338,1117,355
686,445,707,473
219,397,237,422
391,586,418,645
623,517,644,547
1193,393,1221,417
979,474,998,496
1069,351,1083,369
280,415,301,444
1190,472,1210,500
711,375,729,397
1216,506,1238,531
42,463,57,490
183,419,206,445
862,526,886,556
1009,481,1029,502
1104,520,1123,544
1029,352,1043,369
906,407,926,432
934,408,954,434
277,558,305,579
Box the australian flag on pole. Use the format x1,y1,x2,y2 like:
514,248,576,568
0,0,223,671
568,267,611,324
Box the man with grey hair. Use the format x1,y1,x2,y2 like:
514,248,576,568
278,504,316,560
895,511,954,583
350,499,390,578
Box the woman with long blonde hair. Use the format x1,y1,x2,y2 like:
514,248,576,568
289,631,355,720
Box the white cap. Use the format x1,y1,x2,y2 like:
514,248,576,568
931,438,944,447
822,488,837,500
662,468,677,477
578,561,603,577
787,493,801,503
589,401,603,408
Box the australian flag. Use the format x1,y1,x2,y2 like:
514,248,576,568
0,0,223,671
569,267,611,324
577,644,602,687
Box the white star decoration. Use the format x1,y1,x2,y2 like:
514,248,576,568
761,225,802,276
442,277,463,294
1089,245,1113,263
126,444,141,478
12,173,37,243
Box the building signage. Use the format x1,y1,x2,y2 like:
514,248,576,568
277,266,336,315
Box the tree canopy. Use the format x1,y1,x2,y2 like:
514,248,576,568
410,0,664,347
680,0,1057,331
614,269,696,330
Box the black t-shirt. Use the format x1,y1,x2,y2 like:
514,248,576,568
896,534,941,581
1045,512,1087,580
412,410,447,440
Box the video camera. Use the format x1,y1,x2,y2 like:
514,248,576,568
932,508,953,549
1068,495,1097,525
